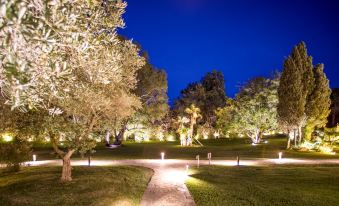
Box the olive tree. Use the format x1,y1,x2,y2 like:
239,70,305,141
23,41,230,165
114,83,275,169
0,0,144,181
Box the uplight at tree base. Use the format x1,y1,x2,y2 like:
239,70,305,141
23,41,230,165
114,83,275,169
2,133,13,142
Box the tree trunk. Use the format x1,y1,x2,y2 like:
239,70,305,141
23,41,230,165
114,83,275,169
287,130,291,149
60,150,75,182
298,126,302,145
189,120,194,146
61,156,72,182
257,131,263,143
114,125,126,145
105,130,110,144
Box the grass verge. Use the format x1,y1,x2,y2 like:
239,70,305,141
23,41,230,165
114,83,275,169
0,166,153,206
186,165,339,206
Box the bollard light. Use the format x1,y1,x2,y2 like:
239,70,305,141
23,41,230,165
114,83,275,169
278,152,282,160
186,164,189,172
33,154,37,162
161,152,165,160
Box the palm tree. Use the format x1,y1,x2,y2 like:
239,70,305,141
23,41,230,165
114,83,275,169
176,116,190,146
185,104,202,146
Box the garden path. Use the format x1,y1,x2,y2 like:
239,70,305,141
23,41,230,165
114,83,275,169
27,158,339,206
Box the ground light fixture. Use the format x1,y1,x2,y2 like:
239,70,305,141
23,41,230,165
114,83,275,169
278,152,283,160
161,152,165,160
32,154,37,162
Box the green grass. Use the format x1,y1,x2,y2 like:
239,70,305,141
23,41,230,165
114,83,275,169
186,165,339,206
33,137,339,161
0,166,153,206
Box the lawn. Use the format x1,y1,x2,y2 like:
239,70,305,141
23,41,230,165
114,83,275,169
0,166,153,206
186,165,339,206
32,137,339,161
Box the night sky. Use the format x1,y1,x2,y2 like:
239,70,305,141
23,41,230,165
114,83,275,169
119,0,339,104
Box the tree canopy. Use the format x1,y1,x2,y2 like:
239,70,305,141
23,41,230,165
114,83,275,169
216,76,279,143
278,42,331,146
173,70,226,126
0,0,144,181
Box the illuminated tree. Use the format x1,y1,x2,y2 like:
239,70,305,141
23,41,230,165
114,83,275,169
278,42,314,146
173,70,227,126
176,116,189,146
304,64,331,140
215,99,237,136
185,104,202,146
278,42,331,147
217,77,278,143
113,52,169,144
201,70,227,125
0,0,144,181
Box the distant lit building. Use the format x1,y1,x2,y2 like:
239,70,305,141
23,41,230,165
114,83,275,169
328,88,339,127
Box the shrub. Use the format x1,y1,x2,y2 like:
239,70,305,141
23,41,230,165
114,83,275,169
0,137,32,172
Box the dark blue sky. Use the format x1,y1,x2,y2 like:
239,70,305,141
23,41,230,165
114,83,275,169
119,0,339,104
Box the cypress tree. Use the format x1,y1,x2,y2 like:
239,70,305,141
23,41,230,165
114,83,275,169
304,64,331,140
277,42,314,147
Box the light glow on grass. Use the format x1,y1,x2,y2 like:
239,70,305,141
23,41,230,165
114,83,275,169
166,135,176,142
319,145,336,155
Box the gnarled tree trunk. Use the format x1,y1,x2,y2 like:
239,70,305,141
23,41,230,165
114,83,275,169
61,150,75,182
